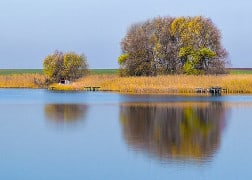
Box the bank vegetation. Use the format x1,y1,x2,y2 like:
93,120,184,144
49,74,252,94
0,74,47,88
1,72,252,94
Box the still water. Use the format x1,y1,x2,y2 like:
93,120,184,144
0,89,252,179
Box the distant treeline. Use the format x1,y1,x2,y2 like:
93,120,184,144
227,68,252,74
0,69,118,75
0,69,43,75
1,68,252,75
227,68,252,71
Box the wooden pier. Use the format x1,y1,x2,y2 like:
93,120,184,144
209,87,222,95
195,87,228,95
49,86,56,90
195,87,207,93
84,87,101,91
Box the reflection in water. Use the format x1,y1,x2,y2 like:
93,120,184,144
120,102,228,163
44,104,88,124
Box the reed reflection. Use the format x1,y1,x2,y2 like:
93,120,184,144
44,104,88,124
120,102,228,163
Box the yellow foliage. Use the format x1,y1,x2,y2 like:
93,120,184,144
170,16,206,47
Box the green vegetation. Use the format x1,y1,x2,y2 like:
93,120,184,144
90,69,118,75
0,69,118,75
179,47,217,75
229,69,252,74
1,69,252,76
0,69,43,75
119,16,228,76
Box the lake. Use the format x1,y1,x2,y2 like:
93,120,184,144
0,89,252,180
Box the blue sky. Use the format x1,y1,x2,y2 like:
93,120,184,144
0,0,251,69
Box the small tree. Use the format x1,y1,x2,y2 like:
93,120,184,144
43,51,88,83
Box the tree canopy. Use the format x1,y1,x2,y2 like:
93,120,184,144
43,51,88,83
119,16,228,76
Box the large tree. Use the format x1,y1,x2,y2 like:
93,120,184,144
43,51,88,83
119,16,228,76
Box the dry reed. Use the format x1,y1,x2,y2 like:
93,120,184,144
0,74,47,88
51,74,252,94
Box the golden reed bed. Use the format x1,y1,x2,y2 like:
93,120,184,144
0,74,47,88
1,74,252,94
52,74,252,94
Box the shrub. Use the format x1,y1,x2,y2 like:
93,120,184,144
43,50,88,83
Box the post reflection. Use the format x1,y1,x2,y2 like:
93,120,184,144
120,102,228,163
44,104,88,124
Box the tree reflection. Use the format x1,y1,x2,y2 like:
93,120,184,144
120,102,228,162
45,104,88,124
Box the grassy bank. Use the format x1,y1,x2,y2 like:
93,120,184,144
50,74,252,94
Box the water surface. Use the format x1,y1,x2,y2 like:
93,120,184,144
0,89,252,179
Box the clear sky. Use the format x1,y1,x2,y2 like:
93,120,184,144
0,0,251,69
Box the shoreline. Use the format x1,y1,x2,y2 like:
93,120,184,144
49,74,252,94
2,87,252,96
1,74,252,94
